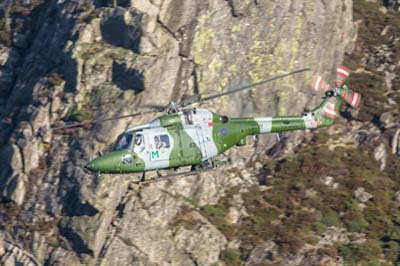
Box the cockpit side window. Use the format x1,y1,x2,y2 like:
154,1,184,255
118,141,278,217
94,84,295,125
135,134,143,146
114,134,133,151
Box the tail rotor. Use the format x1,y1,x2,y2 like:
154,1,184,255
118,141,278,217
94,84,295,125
311,65,361,118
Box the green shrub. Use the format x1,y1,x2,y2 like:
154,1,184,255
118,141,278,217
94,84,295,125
275,230,305,254
338,241,383,266
200,204,226,218
382,241,400,263
220,249,242,266
200,204,233,235
320,208,341,227
65,106,93,122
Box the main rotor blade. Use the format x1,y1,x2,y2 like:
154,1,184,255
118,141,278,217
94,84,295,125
196,68,311,104
56,68,311,130
140,104,168,112
176,94,201,108
51,110,159,131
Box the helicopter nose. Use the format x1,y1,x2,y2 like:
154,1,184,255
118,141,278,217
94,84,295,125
85,161,97,172
84,153,120,173
85,156,103,172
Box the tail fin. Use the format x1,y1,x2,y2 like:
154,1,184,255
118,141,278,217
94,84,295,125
311,94,343,127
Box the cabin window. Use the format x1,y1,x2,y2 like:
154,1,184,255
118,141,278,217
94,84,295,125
154,134,170,149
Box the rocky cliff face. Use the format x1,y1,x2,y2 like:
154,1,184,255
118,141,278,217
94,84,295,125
5,0,397,265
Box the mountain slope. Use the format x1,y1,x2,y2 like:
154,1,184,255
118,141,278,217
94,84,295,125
1,0,397,265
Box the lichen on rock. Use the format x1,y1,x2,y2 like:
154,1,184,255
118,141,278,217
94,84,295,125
4,0,395,265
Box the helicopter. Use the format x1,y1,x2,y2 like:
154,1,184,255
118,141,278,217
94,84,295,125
53,66,361,183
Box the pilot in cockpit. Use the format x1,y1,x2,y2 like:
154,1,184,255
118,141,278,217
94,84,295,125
114,132,143,152
135,134,142,146
133,133,145,153
114,134,133,151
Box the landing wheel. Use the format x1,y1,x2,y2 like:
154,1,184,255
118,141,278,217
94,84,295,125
202,159,213,168
156,170,162,178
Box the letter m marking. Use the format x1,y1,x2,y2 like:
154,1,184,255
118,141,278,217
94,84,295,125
151,150,159,159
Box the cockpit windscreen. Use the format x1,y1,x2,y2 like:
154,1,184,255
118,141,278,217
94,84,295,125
114,134,133,151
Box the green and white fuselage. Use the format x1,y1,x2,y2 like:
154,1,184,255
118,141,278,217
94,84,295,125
86,93,343,174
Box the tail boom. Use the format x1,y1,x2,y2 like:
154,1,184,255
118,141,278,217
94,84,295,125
254,95,343,134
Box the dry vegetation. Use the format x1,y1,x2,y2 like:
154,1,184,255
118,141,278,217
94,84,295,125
200,1,400,264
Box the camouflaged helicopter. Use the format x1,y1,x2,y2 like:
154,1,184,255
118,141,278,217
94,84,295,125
54,66,361,183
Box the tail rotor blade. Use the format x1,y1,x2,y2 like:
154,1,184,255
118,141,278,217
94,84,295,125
344,90,361,109
323,97,338,118
338,86,361,109
336,65,350,87
312,75,327,92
